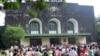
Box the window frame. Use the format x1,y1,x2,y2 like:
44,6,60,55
29,21,40,34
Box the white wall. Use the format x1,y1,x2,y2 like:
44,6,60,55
78,36,86,44
60,37,68,44
42,37,50,45
20,38,30,46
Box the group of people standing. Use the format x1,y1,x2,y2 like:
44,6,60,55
3,44,100,56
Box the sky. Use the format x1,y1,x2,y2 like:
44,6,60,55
0,0,100,26
66,0,100,17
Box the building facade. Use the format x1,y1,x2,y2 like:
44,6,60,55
1,0,96,46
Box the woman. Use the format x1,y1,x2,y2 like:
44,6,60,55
89,46,94,56
48,48,53,56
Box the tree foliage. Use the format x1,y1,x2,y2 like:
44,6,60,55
4,2,20,10
0,0,5,2
0,0,21,10
58,1,67,7
32,0,49,11
96,24,100,38
27,8,38,18
95,16,100,43
2,25,25,46
0,27,5,49
28,0,49,18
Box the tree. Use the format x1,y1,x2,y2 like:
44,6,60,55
4,2,20,10
2,25,25,47
95,16,100,44
28,0,49,18
0,0,21,10
0,26,5,49
32,0,49,11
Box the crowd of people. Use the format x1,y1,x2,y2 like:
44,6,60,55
2,43,100,56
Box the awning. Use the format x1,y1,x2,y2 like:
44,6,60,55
25,33,91,37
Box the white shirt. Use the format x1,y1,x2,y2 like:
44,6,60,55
69,50,77,56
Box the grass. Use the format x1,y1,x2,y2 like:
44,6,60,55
2,54,6,56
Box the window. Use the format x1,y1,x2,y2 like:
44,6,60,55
29,18,42,34
67,18,78,33
49,21,57,34
50,0,62,2
7,0,16,2
67,21,74,33
30,21,40,34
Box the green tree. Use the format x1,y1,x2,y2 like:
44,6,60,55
32,0,49,11
2,25,25,47
28,0,49,18
0,0,21,10
95,16,100,44
0,27,5,49
4,2,20,10
27,8,38,18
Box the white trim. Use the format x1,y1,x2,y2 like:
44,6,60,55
7,0,16,2
49,31,57,34
31,31,39,34
67,30,73,34
49,18,61,34
29,18,42,34
68,18,78,33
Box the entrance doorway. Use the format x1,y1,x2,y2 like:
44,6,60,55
50,38,60,45
30,38,42,46
68,37,76,44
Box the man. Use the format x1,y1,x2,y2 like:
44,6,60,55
69,47,77,56
94,45,100,56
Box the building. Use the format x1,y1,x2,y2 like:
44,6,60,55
1,0,96,46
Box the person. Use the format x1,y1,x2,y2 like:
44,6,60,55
48,48,53,56
94,45,100,56
62,47,66,56
82,45,89,56
89,46,94,56
9,50,13,56
77,45,83,56
54,47,62,56
0,51,2,56
43,49,48,56
5,50,9,56
34,48,42,56
69,47,77,56
26,48,33,56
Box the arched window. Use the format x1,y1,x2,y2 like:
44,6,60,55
49,21,57,34
67,21,74,33
30,21,40,34
67,18,78,33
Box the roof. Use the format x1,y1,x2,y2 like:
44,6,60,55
25,33,91,37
